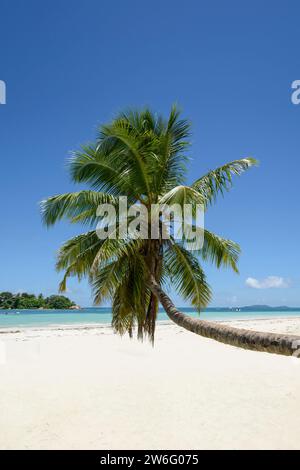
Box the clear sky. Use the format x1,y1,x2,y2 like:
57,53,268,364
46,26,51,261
0,0,299,307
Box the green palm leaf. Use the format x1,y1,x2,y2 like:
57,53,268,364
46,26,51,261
192,158,257,206
41,191,118,227
164,242,212,310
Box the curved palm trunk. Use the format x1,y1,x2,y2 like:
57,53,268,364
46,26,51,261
149,277,300,357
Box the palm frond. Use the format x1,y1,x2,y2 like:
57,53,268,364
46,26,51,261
153,105,190,194
111,256,151,339
201,229,240,272
69,144,140,199
100,122,152,197
192,158,258,206
41,191,118,227
159,184,206,206
164,242,212,310
90,236,144,273
56,231,102,291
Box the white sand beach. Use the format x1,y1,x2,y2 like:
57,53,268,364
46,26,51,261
1,319,300,450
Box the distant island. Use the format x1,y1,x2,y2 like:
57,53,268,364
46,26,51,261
204,305,300,312
0,294,299,312
0,291,80,310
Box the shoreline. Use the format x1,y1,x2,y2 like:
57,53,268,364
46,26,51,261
1,316,300,336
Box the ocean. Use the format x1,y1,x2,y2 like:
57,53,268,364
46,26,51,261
0,307,300,329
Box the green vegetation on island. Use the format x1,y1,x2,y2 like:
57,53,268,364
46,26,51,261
0,292,76,310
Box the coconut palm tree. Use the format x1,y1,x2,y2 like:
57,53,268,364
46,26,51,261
40,106,254,339
41,107,300,355
41,106,297,355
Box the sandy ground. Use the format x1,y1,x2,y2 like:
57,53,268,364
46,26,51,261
0,319,300,450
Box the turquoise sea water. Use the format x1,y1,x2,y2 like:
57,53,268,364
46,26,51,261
0,307,300,329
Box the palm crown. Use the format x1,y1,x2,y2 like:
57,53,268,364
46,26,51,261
41,106,256,342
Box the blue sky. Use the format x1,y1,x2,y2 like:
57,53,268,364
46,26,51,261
0,0,299,307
